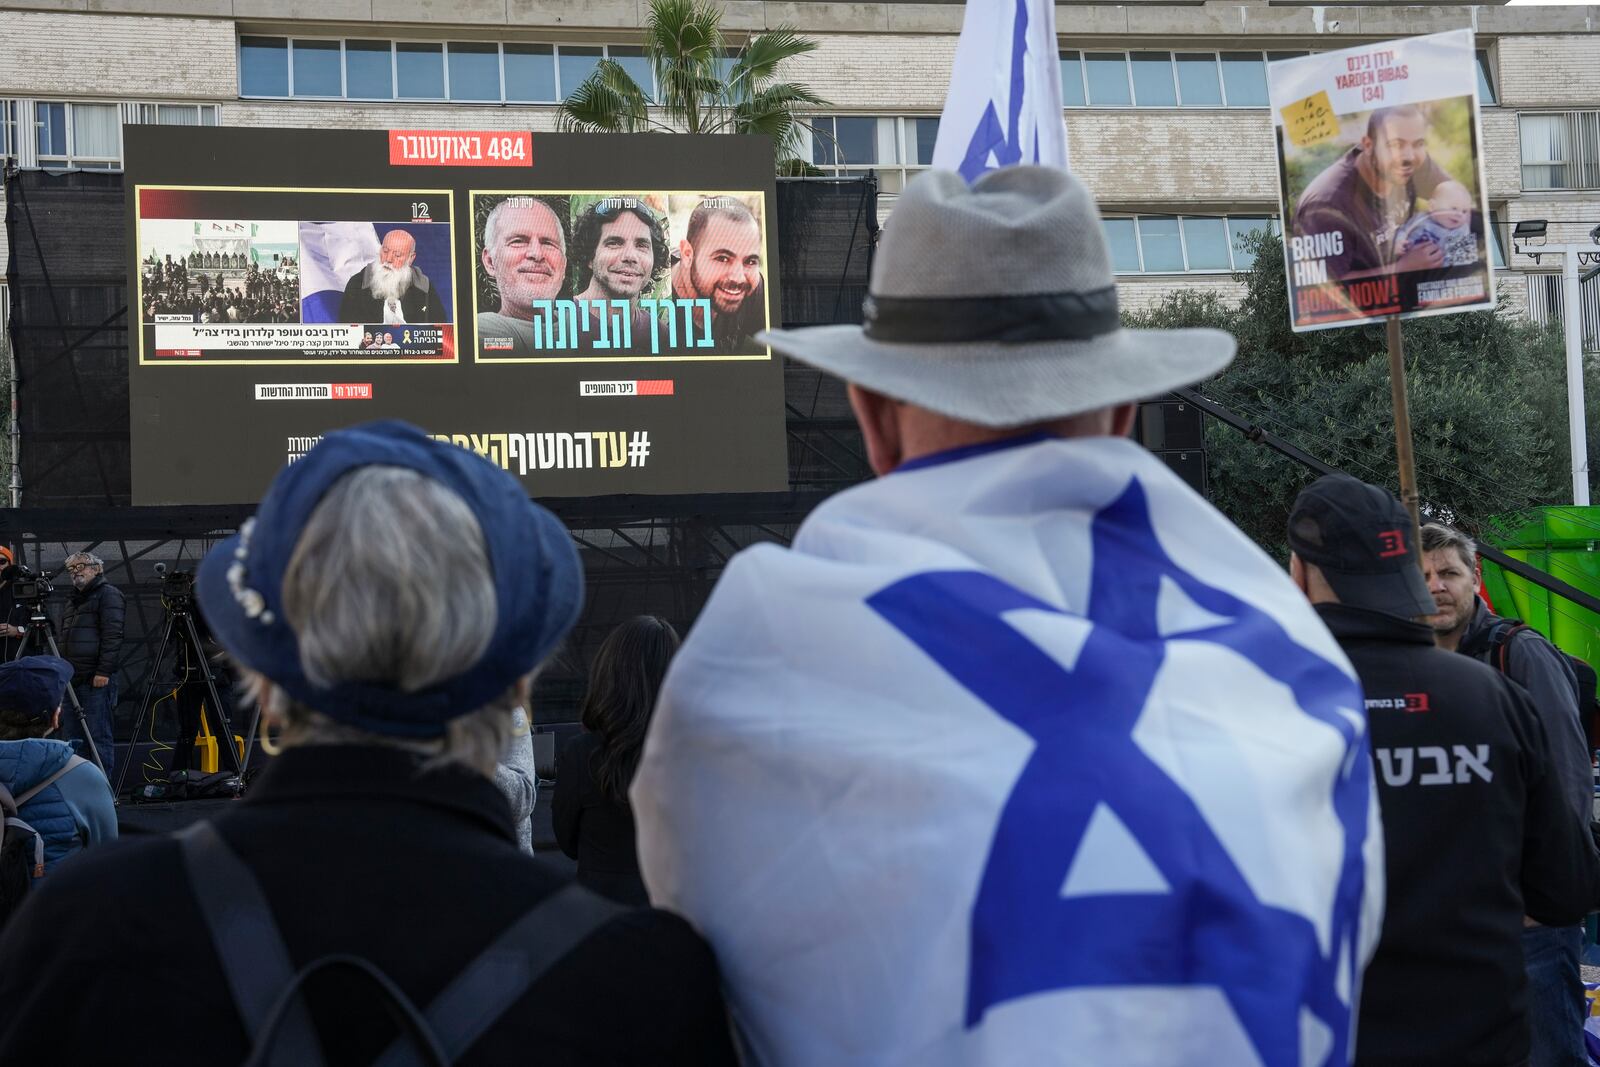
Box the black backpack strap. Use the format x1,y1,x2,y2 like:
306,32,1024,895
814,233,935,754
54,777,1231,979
1494,622,1532,674
242,955,448,1067
175,821,325,1067
2,811,45,879
1459,617,1523,666
372,883,626,1067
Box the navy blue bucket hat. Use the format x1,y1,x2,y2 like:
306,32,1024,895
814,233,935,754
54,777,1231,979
0,656,76,721
196,420,583,738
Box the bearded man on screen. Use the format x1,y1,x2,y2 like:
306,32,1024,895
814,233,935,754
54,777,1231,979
670,199,766,354
339,229,439,325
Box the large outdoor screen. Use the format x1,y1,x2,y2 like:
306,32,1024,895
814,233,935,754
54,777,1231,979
125,126,787,504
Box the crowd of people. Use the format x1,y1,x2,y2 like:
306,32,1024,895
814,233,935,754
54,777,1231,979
2,166,1597,1066
141,253,301,324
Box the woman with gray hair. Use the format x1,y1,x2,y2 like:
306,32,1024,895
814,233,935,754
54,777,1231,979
0,420,736,1065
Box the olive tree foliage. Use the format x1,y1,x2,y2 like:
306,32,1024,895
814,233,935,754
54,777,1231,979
1125,232,1587,554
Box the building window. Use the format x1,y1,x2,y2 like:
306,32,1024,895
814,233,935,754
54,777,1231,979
558,46,604,102
1476,50,1497,106
0,101,16,162
9,101,218,171
36,101,121,170
1527,272,1600,351
504,44,556,102
1520,111,1600,191
807,116,940,194
1084,52,1133,106
1061,50,1296,108
396,42,446,100
1220,52,1269,107
1102,213,1279,273
1137,216,1186,272
292,39,343,97
609,46,654,103
448,42,501,101
1060,52,1087,107
345,40,394,99
241,36,289,97
1130,52,1178,107
238,35,656,103
122,103,220,127
1175,53,1223,107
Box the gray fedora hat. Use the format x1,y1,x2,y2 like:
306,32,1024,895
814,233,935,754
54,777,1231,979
758,166,1237,427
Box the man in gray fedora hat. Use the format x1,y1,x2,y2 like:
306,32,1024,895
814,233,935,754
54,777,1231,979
632,167,1384,1064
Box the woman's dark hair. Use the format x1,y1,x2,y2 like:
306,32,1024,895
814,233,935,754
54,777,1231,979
580,615,681,804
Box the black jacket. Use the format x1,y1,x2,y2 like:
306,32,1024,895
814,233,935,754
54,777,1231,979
0,744,737,1065
553,731,649,906
0,579,30,660
1318,604,1600,1067
59,574,124,681
1461,598,1595,821
338,264,438,324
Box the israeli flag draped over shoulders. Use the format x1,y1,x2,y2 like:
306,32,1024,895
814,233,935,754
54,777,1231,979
931,0,1070,181
633,437,1384,1066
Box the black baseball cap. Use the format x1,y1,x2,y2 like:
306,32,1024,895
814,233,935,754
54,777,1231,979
1287,474,1437,620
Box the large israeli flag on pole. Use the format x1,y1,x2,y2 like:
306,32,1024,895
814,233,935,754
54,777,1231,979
931,0,1070,181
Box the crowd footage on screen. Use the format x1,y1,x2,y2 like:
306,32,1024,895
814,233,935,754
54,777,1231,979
3,165,1598,1066
140,253,300,324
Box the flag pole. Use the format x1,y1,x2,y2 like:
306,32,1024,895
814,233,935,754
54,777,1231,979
1386,315,1423,552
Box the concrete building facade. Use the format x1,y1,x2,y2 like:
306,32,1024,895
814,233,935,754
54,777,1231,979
0,0,1597,334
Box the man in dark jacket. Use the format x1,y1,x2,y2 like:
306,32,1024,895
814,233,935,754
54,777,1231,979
337,228,439,324
1288,475,1600,1067
0,547,32,661
1422,520,1596,1067
58,551,123,782
0,422,735,1066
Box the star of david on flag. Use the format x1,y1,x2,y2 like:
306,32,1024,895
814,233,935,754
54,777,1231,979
931,0,1071,181
632,437,1383,1066
868,479,1371,1065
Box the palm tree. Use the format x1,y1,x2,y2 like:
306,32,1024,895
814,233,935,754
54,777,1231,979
558,0,828,171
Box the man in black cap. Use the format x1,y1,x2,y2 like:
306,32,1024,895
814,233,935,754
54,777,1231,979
1287,473,1600,1067
0,655,117,876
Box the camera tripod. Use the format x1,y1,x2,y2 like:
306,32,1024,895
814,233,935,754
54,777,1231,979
116,599,245,798
13,610,108,774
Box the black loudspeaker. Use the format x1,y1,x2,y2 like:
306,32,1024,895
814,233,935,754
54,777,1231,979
1133,397,1207,497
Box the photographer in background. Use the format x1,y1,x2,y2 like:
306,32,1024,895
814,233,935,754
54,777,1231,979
0,548,30,661
58,552,124,782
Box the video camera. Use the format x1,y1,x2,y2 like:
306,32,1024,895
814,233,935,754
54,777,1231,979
154,562,195,606
7,564,56,604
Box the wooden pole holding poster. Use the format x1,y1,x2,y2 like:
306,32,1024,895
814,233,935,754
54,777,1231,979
1386,316,1424,554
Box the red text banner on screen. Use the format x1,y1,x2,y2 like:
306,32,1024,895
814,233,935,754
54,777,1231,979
123,126,788,503
388,130,532,167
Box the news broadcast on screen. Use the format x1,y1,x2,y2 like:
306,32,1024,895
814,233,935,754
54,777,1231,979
125,126,788,504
